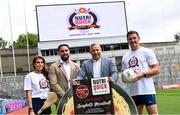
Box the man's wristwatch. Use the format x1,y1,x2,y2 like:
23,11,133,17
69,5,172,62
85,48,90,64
143,72,148,78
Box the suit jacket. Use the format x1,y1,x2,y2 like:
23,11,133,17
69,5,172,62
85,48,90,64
77,57,120,84
48,60,80,102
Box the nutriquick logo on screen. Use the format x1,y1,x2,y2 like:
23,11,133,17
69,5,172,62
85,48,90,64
68,7,100,30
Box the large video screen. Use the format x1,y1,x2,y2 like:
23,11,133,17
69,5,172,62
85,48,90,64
36,1,127,41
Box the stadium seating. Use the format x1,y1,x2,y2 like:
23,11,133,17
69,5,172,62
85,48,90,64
0,98,27,114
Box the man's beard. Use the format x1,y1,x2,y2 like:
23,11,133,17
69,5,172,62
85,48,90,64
61,54,69,61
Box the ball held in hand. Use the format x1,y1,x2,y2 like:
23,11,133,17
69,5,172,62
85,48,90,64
121,68,136,83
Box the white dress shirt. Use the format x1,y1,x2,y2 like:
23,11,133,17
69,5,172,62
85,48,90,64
93,58,101,78
63,62,71,88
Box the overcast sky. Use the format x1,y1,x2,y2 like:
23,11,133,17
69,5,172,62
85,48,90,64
0,0,180,43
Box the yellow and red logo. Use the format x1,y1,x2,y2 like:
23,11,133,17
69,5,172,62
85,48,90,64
68,8,100,30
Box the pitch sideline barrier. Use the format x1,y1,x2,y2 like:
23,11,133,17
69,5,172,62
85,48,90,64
0,98,27,114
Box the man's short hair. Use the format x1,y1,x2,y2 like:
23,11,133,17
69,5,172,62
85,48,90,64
57,44,70,51
89,43,102,52
127,30,139,38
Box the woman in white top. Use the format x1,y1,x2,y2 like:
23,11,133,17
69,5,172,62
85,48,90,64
24,55,51,115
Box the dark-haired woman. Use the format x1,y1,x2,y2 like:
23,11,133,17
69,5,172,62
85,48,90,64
24,56,51,115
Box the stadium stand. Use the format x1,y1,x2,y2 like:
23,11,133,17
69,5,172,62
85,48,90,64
0,78,27,114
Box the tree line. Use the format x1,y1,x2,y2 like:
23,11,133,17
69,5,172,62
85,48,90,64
1,32,180,49
0,33,38,49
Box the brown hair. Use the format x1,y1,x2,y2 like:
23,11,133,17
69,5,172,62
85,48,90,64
89,43,102,52
127,30,139,38
32,55,49,79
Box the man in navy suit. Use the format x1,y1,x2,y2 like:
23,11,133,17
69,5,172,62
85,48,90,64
77,43,120,84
